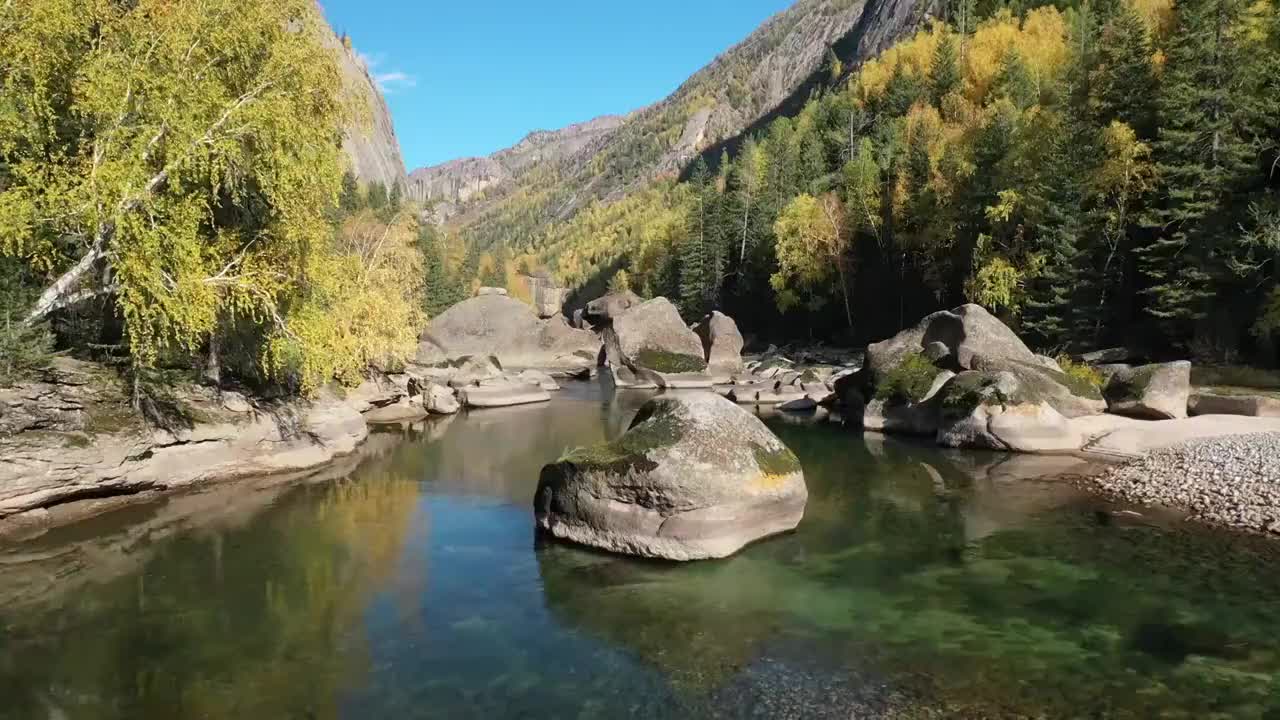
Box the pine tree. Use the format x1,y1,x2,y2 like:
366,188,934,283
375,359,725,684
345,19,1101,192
366,181,388,212
339,171,362,214
1090,2,1157,139
419,228,454,317
929,30,962,107
680,159,712,318
1143,0,1256,344
993,48,1038,110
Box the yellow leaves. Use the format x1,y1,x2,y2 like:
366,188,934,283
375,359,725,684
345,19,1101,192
270,210,424,392
965,8,1068,104
984,189,1021,224
1133,0,1177,38
968,256,1026,316
1092,121,1155,200
771,193,848,311
856,23,942,102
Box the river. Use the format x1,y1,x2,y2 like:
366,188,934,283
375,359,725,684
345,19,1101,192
2,382,1278,719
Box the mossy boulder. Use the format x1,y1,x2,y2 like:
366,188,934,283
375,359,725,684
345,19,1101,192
1104,361,1191,420
603,297,711,387
534,392,807,561
863,304,1039,386
935,370,1084,452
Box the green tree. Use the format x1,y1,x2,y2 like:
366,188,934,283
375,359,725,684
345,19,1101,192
339,171,363,214
1090,2,1157,139
929,30,963,106
0,0,367,383
1143,0,1257,344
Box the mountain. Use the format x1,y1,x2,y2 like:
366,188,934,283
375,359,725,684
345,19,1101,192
406,115,626,220
411,0,936,249
316,7,409,190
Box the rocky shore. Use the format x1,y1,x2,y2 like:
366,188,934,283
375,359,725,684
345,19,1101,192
1089,432,1280,534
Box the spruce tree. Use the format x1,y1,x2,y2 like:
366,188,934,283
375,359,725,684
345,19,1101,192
1090,3,1157,139
680,159,712,319
1143,0,1256,344
929,31,962,107
993,49,1038,110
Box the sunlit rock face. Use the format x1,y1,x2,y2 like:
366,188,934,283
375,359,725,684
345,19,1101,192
534,392,807,561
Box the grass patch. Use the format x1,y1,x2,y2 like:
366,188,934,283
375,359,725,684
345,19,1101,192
875,353,939,404
635,348,706,374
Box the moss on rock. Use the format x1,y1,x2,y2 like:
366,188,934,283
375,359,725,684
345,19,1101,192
752,442,802,477
635,348,707,374
875,352,940,404
560,407,687,468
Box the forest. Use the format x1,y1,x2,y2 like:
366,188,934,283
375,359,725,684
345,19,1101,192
510,0,1280,364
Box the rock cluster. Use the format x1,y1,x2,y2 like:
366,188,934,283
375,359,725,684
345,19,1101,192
1091,432,1280,533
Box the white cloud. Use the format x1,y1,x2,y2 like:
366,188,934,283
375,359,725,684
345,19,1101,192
356,52,416,95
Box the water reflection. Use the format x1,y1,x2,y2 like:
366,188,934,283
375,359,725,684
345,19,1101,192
1,383,1279,719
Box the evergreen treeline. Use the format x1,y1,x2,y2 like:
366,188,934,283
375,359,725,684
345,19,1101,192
539,0,1279,362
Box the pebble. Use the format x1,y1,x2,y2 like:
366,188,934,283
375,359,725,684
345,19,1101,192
1090,432,1280,534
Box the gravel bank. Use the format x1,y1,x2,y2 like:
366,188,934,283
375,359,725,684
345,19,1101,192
1090,432,1280,534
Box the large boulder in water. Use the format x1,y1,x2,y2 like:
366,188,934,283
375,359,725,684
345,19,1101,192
695,311,745,380
585,290,641,324
603,297,711,387
418,295,600,371
534,393,807,561
1104,361,1191,420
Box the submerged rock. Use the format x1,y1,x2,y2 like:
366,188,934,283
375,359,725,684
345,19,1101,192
534,392,807,560
1105,361,1191,420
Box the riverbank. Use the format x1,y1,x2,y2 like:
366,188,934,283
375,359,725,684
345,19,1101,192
1086,432,1280,535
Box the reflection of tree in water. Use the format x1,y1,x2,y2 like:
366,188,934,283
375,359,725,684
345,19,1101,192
0,447,426,720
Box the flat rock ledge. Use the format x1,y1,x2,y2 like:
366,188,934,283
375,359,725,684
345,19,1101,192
1088,432,1280,534
534,392,807,561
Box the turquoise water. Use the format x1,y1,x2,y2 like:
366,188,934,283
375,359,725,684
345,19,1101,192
2,383,1279,719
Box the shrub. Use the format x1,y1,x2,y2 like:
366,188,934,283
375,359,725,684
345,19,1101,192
1056,355,1105,393
875,352,939,404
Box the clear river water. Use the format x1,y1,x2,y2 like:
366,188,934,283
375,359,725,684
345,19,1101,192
2,382,1279,719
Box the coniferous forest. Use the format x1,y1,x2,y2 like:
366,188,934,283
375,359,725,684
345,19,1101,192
516,0,1280,364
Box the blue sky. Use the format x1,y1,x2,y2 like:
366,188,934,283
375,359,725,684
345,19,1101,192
319,1,795,171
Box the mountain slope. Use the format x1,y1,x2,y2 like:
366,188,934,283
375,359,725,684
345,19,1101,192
414,0,935,251
315,8,409,190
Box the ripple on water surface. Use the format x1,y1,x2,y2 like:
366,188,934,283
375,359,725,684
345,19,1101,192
1,382,1279,719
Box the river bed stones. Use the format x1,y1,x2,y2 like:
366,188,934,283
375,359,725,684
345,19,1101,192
1091,432,1280,533
534,392,807,561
